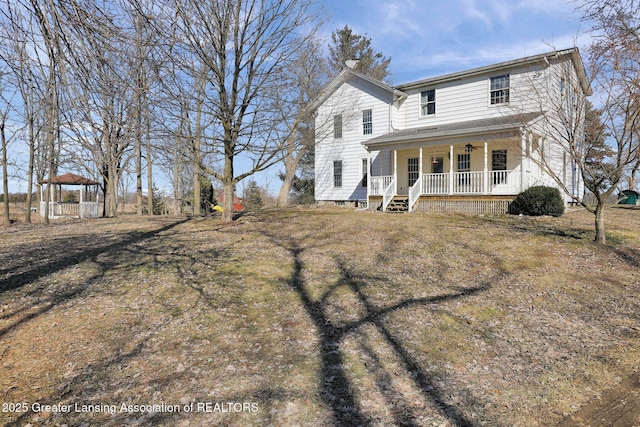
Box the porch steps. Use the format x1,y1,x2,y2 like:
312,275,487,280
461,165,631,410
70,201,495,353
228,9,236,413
386,197,409,213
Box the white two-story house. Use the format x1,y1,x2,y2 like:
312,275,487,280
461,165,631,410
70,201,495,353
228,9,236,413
312,48,591,214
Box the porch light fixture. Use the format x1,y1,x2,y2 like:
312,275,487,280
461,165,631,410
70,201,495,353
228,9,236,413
431,156,438,164
465,143,474,153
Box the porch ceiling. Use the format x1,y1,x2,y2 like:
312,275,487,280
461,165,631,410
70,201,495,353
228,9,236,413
362,112,541,151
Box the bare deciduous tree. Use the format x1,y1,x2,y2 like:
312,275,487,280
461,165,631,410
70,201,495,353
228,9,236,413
0,100,10,225
167,0,321,221
580,0,640,243
276,38,328,206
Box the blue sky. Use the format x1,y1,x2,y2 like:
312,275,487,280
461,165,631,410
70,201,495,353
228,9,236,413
318,0,591,85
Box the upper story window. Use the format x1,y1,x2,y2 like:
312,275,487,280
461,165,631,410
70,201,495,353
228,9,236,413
362,109,372,135
490,75,510,104
420,89,436,116
334,114,342,139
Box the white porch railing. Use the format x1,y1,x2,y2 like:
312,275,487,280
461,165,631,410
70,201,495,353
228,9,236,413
382,177,396,211
408,176,422,212
488,170,520,194
370,170,520,200
370,175,394,196
422,173,449,195
40,201,100,218
452,171,485,194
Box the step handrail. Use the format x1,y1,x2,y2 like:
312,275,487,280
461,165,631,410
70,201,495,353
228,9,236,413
382,177,396,212
408,176,422,212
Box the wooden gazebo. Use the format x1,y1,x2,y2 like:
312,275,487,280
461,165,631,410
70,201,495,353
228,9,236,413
40,173,101,219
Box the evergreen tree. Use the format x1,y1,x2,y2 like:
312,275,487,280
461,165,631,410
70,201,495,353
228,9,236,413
328,25,391,81
242,180,264,210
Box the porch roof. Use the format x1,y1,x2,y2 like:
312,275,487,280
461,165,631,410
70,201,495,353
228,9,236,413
362,112,541,151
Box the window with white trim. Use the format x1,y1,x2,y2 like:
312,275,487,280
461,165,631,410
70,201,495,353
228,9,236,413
333,160,342,187
492,150,507,184
458,153,470,185
361,158,368,187
362,109,372,135
420,89,436,116
490,75,510,104
334,115,342,139
408,158,419,187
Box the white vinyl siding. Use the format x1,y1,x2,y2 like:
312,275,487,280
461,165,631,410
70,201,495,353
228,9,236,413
314,78,391,201
397,66,543,129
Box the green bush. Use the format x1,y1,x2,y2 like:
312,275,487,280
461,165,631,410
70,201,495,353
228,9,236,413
510,186,565,217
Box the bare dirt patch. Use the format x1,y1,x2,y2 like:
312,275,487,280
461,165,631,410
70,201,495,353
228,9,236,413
0,208,639,426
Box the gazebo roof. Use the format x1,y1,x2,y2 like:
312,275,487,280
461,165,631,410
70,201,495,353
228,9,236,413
41,173,100,186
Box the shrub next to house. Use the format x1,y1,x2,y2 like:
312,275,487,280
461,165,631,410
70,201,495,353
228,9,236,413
510,186,565,217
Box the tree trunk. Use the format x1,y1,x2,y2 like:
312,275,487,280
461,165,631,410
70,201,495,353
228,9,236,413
277,170,293,207
277,136,304,207
222,155,234,222
193,169,201,215
136,134,143,215
630,163,638,191
146,120,153,216
594,199,606,244
1,120,10,226
25,117,35,224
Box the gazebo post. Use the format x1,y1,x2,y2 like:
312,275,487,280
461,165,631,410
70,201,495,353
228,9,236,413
80,184,84,218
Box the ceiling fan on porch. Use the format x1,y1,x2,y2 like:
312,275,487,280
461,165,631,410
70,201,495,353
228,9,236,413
464,143,478,153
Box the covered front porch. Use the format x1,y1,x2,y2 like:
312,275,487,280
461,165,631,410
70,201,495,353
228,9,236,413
364,114,540,212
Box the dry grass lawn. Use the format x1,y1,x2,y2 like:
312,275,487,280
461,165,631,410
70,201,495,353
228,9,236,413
0,207,639,426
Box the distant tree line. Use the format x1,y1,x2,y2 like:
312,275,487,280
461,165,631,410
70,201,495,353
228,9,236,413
0,192,36,203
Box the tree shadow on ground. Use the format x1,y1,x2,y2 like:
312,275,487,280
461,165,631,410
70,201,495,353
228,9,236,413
263,229,507,426
0,218,188,294
613,245,640,268
0,218,188,339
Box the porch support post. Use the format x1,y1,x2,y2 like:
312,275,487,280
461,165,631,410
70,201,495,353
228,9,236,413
393,149,397,194
418,146,423,177
449,144,454,195
483,140,489,194
520,129,527,193
366,155,371,200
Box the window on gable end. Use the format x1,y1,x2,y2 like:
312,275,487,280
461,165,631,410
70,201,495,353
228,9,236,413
363,109,372,135
490,75,510,104
420,89,436,116
334,114,342,139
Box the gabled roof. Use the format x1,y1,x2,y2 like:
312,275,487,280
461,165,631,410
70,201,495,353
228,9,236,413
40,173,100,185
363,112,541,150
307,68,408,113
398,48,591,96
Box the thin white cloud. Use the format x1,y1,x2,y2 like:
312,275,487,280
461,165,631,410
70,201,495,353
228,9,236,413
320,0,590,84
